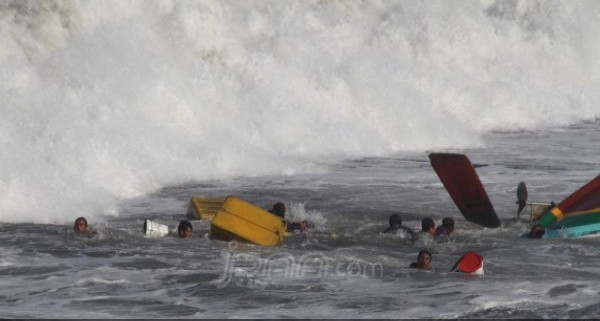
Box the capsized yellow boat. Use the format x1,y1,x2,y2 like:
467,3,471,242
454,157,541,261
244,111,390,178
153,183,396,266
186,196,227,220
210,196,286,246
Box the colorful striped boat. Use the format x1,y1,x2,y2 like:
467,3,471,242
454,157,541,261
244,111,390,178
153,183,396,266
535,175,600,239
542,207,600,238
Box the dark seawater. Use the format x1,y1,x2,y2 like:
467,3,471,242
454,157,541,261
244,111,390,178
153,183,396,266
1,121,598,318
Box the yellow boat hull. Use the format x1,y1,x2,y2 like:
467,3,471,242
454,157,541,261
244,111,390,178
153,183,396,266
210,196,286,247
186,196,227,220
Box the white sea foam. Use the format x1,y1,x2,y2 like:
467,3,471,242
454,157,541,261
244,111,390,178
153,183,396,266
1,0,600,223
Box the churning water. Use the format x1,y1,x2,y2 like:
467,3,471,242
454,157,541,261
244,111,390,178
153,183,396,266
1,0,599,318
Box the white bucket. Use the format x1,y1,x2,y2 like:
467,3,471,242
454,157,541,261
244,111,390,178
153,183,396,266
143,219,169,237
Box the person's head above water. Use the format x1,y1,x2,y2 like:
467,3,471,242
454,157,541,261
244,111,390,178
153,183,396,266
389,213,402,227
435,217,455,236
442,217,455,231
270,202,286,219
417,249,432,269
177,220,193,238
287,220,310,233
73,217,88,234
421,217,435,235
409,249,433,270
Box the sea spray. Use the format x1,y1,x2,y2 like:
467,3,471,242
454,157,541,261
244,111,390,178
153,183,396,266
1,0,599,223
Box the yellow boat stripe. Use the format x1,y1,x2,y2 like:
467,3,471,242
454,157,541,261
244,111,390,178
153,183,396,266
551,207,564,222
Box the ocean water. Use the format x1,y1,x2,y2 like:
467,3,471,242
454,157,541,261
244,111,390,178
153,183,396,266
1,0,600,318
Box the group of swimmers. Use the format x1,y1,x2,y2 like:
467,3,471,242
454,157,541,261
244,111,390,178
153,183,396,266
268,202,310,234
381,214,456,270
74,216,195,238
73,202,307,239
73,205,455,271
382,214,455,237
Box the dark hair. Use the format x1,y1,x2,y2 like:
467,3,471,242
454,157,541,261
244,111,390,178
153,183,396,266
270,202,286,218
442,217,455,228
421,217,435,232
418,249,432,259
389,213,402,227
73,217,87,230
178,220,193,234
